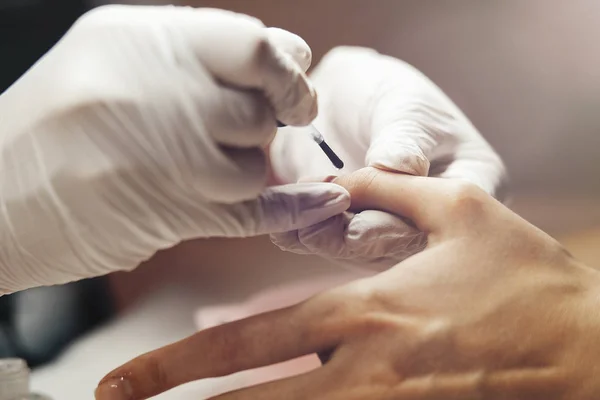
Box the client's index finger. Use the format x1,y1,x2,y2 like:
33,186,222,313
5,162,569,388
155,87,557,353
96,303,340,400
332,168,452,234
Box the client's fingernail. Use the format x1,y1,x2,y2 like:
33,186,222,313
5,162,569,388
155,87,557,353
297,175,338,183
95,377,133,400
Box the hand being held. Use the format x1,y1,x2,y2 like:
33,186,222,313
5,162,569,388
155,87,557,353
97,168,600,400
270,47,507,271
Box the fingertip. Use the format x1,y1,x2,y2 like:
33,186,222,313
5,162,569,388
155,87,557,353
263,28,316,125
246,182,350,236
95,376,133,400
293,182,352,219
266,27,313,71
331,168,380,210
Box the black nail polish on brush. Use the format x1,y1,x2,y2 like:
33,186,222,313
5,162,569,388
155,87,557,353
276,121,345,169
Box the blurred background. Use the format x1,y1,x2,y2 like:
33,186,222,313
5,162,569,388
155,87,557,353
1,0,600,398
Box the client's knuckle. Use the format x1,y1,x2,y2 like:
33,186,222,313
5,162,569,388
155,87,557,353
444,180,488,218
314,283,402,336
309,285,366,322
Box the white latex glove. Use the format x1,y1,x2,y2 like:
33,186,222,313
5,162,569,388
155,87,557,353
270,46,507,271
0,5,350,294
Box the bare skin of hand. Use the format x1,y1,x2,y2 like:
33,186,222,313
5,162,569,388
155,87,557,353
96,168,600,400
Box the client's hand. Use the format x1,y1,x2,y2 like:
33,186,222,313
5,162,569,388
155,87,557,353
96,168,600,400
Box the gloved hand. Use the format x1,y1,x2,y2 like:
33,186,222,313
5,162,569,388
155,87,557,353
269,46,507,271
0,5,350,293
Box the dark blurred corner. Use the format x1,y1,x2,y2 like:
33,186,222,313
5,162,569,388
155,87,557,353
0,0,114,368
0,0,88,92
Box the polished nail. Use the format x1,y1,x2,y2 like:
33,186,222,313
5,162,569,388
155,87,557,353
95,377,133,400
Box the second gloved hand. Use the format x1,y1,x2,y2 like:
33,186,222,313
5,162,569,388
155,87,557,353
269,47,507,271
0,5,350,293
